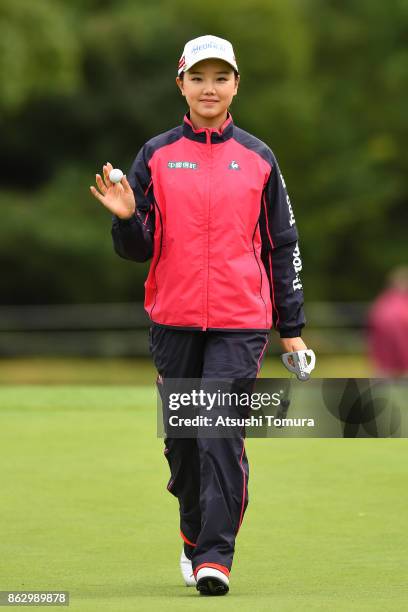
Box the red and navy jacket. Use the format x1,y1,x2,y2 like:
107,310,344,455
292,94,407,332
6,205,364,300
111,111,306,336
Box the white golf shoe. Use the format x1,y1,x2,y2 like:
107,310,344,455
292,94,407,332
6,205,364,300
195,566,230,596
180,549,196,587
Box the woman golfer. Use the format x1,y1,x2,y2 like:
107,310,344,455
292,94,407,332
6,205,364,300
90,34,309,596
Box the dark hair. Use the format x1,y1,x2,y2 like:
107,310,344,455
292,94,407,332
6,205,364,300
179,69,239,81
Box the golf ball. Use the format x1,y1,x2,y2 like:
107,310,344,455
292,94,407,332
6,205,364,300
109,168,124,183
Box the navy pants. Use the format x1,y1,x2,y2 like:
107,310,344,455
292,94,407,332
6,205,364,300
149,323,269,576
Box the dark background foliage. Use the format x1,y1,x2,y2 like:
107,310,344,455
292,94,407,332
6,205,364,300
1,0,407,305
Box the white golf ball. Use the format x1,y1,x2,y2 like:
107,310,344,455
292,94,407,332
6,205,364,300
109,168,124,183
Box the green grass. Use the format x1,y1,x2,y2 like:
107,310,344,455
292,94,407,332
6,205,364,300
0,386,407,611
0,354,372,385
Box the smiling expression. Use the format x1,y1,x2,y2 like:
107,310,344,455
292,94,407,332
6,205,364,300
176,58,240,127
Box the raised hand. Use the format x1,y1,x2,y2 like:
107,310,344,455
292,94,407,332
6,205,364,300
90,162,136,220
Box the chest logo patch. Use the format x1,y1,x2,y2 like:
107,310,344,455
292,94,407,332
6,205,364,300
228,160,240,170
167,161,198,169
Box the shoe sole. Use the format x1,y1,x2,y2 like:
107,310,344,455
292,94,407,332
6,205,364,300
196,576,229,596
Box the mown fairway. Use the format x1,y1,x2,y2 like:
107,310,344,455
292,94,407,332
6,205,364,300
0,385,407,611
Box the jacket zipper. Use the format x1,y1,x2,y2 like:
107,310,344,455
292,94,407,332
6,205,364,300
202,128,212,331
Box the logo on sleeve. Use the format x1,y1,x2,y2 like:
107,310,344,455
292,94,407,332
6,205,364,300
168,161,198,169
292,242,303,291
228,160,240,170
280,171,296,226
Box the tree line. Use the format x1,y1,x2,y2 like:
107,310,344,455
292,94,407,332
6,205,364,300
1,0,407,304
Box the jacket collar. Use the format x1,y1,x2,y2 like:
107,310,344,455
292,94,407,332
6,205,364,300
182,111,234,143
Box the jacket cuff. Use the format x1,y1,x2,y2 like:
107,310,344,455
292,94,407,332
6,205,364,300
279,327,302,338
113,212,137,226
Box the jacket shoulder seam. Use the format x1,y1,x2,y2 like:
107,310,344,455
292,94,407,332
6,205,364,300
143,126,184,164
232,127,274,167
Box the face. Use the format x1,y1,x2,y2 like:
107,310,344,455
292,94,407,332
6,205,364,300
176,58,239,123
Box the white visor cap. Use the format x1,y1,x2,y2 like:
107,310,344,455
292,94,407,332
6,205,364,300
178,35,239,76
